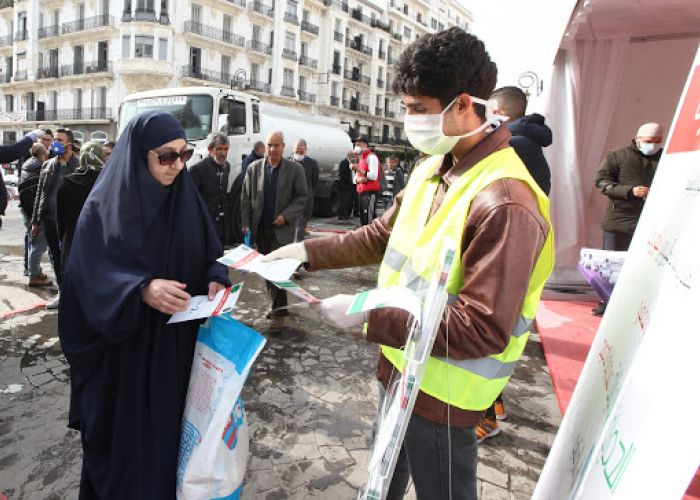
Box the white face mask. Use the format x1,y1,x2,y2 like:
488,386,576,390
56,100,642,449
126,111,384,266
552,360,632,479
353,146,364,154
293,153,305,162
638,142,661,156
403,96,509,155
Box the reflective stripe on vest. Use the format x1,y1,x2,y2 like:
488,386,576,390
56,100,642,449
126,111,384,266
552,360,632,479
377,148,554,411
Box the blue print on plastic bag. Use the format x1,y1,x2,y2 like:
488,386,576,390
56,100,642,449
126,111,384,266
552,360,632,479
222,397,245,450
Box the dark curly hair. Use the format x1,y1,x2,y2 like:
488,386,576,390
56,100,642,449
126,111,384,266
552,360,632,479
392,27,497,120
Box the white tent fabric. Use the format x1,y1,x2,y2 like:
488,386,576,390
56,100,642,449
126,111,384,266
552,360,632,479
542,0,700,286
545,39,629,285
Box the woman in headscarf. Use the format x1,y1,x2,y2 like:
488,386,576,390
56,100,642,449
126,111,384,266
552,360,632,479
58,111,230,499
56,140,105,271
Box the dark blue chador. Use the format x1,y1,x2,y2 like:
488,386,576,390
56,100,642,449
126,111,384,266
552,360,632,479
59,111,229,499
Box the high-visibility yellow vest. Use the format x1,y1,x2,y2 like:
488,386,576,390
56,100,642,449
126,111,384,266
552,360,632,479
377,148,554,411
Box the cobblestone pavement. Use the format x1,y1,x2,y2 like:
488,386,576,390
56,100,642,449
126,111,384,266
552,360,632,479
0,208,561,499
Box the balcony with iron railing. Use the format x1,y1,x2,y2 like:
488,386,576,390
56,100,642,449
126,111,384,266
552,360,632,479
283,12,299,25
246,79,271,93
298,90,316,103
282,48,297,61
300,20,319,35
132,9,157,22
359,104,369,114
299,55,318,69
378,49,386,59
333,31,343,42
0,73,12,83
248,1,274,19
370,18,391,33
247,39,272,55
330,96,340,107
0,35,11,47
37,25,60,39
60,61,112,77
181,65,232,85
281,86,296,98
331,64,341,75
62,15,114,35
346,38,373,57
385,109,396,119
224,0,246,7
13,70,28,81
184,21,245,48
391,32,402,42
24,107,112,121
14,30,28,42
375,107,383,117
343,69,370,86
377,79,384,88
36,66,59,79
350,8,371,24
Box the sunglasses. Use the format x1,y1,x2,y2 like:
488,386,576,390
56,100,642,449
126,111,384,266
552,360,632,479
149,148,194,166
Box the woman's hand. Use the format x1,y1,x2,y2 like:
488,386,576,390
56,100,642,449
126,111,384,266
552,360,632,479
142,279,191,315
208,281,226,301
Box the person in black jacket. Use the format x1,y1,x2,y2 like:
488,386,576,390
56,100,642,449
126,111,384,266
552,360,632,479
492,86,552,195
56,141,105,272
241,141,265,178
189,132,234,246
337,150,356,220
291,138,319,241
19,144,51,286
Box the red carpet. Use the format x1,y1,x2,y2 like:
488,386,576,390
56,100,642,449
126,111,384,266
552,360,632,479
536,299,700,498
535,299,601,414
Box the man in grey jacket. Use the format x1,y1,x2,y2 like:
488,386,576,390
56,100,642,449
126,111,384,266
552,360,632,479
241,130,308,332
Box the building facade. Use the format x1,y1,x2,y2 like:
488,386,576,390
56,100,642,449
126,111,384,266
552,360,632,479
0,0,472,145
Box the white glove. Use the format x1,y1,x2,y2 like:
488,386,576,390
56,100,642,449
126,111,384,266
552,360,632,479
315,294,367,330
261,242,308,263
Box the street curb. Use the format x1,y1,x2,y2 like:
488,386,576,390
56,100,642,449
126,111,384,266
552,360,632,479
0,302,48,320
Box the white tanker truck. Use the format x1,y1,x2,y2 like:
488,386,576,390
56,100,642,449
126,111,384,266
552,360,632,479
118,86,353,216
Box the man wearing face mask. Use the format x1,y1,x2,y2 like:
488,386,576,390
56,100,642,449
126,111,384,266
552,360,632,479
291,138,319,242
261,27,554,499
189,132,232,246
353,136,381,225
592,122,663,316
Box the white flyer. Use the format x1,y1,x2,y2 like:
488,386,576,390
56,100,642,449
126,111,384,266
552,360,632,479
218,245,301,283
168,283,243,324
345,287,423,321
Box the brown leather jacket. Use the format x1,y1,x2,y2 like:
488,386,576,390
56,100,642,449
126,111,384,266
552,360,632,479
305,126,549,427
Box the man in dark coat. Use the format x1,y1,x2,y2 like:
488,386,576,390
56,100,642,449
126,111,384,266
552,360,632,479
58,111,229,499
189,132,232,246
291,138,319,241
241,140,265,178
591,121,663,316
337,150,356,220
492,86,552,194
240,130,307,332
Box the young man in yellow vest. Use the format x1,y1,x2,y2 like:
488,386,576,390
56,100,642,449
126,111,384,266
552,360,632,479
263,27,554,500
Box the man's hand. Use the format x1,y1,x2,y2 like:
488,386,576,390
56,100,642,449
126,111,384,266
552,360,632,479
632,186,650,198
273,215,286,227
208,281,226,301
313,294,366,330
30,223,41,239
142,279,191,315
261,242,308,263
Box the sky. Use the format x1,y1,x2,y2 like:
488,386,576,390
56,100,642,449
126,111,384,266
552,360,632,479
460,0,577,107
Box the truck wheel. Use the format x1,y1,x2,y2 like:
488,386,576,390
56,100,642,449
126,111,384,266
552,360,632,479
314,183,339,217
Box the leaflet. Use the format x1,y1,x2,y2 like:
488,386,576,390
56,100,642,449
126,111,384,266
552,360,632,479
218,245,301,283
272,280,321,304
346,287,422,320
168,283,243,324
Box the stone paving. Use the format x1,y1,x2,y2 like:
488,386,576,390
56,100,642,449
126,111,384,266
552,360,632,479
0,208,562,499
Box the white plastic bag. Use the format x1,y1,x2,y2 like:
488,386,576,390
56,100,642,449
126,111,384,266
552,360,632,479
177,314,265,500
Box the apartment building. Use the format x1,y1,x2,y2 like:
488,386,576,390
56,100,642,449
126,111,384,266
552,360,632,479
0,0,472,145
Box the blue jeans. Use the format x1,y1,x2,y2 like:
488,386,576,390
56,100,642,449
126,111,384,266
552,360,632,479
23,213,48,278
43,218,62,285
386,413,478,500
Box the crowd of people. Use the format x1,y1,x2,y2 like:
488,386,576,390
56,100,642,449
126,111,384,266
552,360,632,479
0,21,668,500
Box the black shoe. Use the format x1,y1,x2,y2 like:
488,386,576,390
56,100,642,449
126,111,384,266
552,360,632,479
591,302,606,316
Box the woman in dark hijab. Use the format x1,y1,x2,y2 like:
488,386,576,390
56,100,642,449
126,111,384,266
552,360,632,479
58,111,230,499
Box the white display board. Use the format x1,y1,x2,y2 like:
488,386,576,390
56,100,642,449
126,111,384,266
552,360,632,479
533,44,700,500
